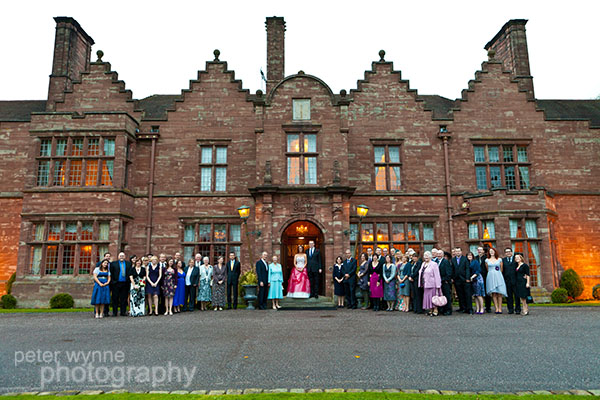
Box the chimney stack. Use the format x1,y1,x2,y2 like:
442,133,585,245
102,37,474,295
47,17,95,111
265,16,286,93
484,19,534,99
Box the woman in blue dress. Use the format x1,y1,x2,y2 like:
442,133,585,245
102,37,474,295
485,247,507,314
333,256,345,308
397,255,411,312
173,260,186,313
382,254,397,311
268,255,284,309
91,259,111,318
467,251,485,314
197,256,213,311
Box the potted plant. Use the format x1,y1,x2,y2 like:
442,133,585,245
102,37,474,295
240,270,258,310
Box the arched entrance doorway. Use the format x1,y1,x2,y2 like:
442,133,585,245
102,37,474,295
281,220,325,296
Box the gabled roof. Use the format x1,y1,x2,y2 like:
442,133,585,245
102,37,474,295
536,99,600,128
418,95,457,120
0,100,46,121
134,95,180,120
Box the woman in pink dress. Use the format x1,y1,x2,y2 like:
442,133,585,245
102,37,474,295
287,245,311,298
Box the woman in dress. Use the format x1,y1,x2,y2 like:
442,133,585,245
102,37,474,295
397,255,411,312
173,260,186,313
418,251,442,317
467,251,485,314
129,258,146,317
485,247,508,314
333,256,345,308
514,253,531,316
91,259,111,318
162,258,176,315
212,256,227,311
287,245,310,298
197,256,213,310
146,255,162,316
268,255,284,309
367,254,383,311
356,253,369,309
383,254,397,311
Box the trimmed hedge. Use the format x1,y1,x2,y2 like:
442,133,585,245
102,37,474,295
0,294,17,309
592,284,600,300
49,293,74,309
551,288,569,303
559,268,584,299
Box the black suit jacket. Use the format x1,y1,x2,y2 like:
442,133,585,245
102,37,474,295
109,260,132,284
342,257,357,281
410,260,422,280
476,255,487,276
183,265,200,286
502,257,517,284
438,258,453,283
227,260,241,283
451,256,470,282
255,259,269,284
306,247,322,273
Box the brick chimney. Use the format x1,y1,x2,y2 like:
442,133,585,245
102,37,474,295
46,17,95,111
484,19,534,99
265,16,285,93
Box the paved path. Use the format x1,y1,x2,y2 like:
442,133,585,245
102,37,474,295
1,307,599,393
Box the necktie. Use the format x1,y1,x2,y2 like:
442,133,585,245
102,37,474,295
231,261,234,271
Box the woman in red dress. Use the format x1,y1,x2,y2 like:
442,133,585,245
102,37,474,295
287,245,311,298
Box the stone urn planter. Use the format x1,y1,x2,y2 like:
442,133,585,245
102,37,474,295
243,284,258,310
355,287,365,308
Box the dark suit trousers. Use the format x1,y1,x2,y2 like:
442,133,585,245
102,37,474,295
441,281,453,314
258,283,268,309
344,278,356,308
184,285,197,311
413,282,423,314
454,281,471,312
111,281,128,315
505,280,520,313
227,281,239,309
308,270,320,297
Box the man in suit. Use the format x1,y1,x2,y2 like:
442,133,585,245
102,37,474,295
366,247,374,263
475,246,491,313
409,252,423,314
306,240,322,298
157,253,168,314
183,253,200,311
173,251,186,269
342,249,357,309
502,248,520,314
255,251,269,310
436,249,454,316
109,252,131,316
452,247,472,314
227,251,241,309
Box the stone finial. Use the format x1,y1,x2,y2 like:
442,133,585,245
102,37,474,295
487,49,496,61
96,50,104,62
340,89,347,97
213,49,220,61
256,89,263,97
298,70,305,75
379,49,385,62
264,160,272,184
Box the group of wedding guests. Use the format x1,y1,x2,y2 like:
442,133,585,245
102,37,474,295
91,251,241,318
333,245,532,316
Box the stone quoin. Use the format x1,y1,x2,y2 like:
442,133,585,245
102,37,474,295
0,17,598,306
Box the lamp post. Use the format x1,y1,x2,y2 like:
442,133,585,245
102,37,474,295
354,204,369,259
237,206,255,267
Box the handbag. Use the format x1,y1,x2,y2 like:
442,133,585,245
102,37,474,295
432,288,447,307
526,295,534,304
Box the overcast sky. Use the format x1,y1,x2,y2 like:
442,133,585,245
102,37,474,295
1,0,599,101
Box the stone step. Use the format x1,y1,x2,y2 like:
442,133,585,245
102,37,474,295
530,287,551,303
278,297,335,310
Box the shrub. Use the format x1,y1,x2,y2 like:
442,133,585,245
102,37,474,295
49,293,74,309
0,294,17,309
239,270,258,297
6,272,16,294
551,288,569,304
559,268,584,299
592,284,600,301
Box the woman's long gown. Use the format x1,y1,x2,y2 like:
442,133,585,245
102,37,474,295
287,255,310,298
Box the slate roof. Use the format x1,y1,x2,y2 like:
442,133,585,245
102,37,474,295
0,100,46,121
418,95,457,120
536,99,600,128
134,95,180,120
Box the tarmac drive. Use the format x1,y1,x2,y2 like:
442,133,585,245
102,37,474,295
1,307,599,393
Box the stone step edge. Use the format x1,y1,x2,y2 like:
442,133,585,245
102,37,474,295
1,388,598,396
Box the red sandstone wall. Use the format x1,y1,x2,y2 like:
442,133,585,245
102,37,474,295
0,198,21,294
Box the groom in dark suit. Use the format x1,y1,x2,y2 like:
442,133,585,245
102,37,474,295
343,249,357,309
306,240,322,298
227,251,241,309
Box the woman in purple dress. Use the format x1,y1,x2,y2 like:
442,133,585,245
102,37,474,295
418,251,442,316
173,260,186,313
367,254,384,311
162,258,176,315
146,256,162,316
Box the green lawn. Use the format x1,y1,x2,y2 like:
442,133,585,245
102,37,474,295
0,392,591,399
